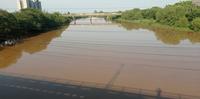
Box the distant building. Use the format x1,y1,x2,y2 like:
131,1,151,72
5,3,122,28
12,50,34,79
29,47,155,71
192,0,200,6
17,0,42,10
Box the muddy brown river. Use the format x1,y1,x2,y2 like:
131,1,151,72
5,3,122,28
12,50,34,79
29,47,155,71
0,18,200,96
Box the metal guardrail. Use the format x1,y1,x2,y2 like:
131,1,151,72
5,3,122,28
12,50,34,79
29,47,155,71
0,71,199,99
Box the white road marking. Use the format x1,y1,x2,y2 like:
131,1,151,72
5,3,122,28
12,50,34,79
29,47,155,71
42,90,48,93
64,93,71,96
81,87,91,90
28,88,34,90
53,84,63,87
65,85,76,88
80,96,85,98
40,82,49,84
56,92,63,95
9,85,15,87
29,80,36,83
47,90,55,94
72,94,77,97
34,88,40,91
16,85,21,88
22,86,28,89
0,83,85,98
17,79,25,81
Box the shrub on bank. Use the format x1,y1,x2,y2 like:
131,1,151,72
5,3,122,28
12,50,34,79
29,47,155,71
175,16,189,28
117,1,200,32
0,9,71,39
0,10,18,38
192,17,200,31
121,9,143,20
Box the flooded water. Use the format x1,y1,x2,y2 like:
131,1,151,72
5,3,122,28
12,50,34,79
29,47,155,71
0,18,200,96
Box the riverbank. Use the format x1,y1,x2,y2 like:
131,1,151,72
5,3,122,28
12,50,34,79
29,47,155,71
0,9,72,47
113,1,200,32
114,18,195,33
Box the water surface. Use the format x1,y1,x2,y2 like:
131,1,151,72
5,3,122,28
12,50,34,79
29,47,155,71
0,18,200,96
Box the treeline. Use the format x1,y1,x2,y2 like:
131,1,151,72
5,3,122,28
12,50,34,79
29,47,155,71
0,9,72,40
115,1,200,31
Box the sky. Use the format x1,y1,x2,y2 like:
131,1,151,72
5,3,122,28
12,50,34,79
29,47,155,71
0,0,184,13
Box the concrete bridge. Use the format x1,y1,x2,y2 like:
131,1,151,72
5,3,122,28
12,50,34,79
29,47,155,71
64,12,121,17
64,12,121,24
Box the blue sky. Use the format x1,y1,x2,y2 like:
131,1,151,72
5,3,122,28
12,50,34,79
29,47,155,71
0,0,184,12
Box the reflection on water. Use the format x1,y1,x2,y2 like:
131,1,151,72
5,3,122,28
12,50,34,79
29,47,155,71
0,27,66,68
118,21,200,45
0,18,200,96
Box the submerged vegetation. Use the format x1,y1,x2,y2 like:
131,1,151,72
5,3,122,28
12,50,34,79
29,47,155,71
0,9,71,40
113,1,200,32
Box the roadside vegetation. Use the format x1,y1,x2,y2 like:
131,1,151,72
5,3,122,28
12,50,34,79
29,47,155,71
112,1,200,32
0,9,72,40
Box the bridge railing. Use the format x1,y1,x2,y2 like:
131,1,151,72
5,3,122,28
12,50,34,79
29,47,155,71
0,71,199,99
64,13,122,17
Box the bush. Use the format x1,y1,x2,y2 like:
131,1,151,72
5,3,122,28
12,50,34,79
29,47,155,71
156,6,186,26
121,9,143,20
191,17,200,31
14,9,46,32
141,7,161,20
115,1,200,31
175,16,189,27
0,9,18,38
0,9,71,39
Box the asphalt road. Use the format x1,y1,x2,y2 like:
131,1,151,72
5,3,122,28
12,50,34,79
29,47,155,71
0,74,166,99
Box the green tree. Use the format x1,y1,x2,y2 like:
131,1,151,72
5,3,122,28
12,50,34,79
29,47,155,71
156,6,186,26
122,9,143,20
43,12,71,29
142,7,161,19
0,8,71,40
186,7,200,22
191,17,200,31
175,16,189,27
14,9,46,33
0,10,18,38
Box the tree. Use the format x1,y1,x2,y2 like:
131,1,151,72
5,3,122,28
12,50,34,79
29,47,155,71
186,7,200,22
0,9,18,38
156,6,186,26
14,9,46,33
14,9,71,33
142,7,161,20
113,1,200,31
175,16,189,27
191,17,200,31
121,9,143,20
0,8,71,40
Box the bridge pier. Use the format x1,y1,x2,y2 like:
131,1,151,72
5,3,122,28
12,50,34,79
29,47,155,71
90,16,92,24
65,13,122,25
72,16,76,25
